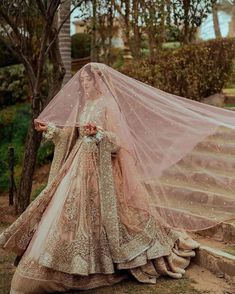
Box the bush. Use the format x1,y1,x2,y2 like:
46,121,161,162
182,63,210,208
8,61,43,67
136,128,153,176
0,64,29,108
0,103,54,192
121,38,235,101
71,33,91,59
225,59,235,89
0,41,20,67
0,103,31,191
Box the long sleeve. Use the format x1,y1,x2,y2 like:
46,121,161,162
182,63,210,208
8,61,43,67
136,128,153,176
42,123,62,145
102,106,121,154
103,131,120,154
42,125,76,184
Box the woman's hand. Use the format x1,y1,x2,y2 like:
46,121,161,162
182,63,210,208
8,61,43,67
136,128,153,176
34,120,48,132
83,123,98,136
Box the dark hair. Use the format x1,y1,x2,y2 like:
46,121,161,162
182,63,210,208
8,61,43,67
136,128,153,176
77,64,102,115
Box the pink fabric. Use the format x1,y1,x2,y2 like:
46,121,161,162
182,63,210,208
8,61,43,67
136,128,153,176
35,62,235,231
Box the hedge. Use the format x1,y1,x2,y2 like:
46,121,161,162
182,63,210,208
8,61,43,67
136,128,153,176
0,64,29,108
121,38,235,101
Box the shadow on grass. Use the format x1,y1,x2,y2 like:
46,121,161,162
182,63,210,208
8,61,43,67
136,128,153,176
0,223,207,294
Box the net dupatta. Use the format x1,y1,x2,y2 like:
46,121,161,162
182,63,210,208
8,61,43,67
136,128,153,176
35,62,235,231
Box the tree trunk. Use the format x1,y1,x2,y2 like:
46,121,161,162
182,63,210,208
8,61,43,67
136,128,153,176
16,5,66,214
160,0,166,44
133,0,141,58
91,0,98,61
123,0,133,62
212,3,222,38
16,121,42,213
182,0,190,44
229,15,235,37
107,2,114,65
59,0,72,85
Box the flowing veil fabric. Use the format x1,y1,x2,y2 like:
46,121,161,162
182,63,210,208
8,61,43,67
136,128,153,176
35,62,235,232
1,61,235,293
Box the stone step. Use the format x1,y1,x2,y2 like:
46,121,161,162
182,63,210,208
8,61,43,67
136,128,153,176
224,93,235,104
196,220,235,244
207,127,235,143
162,165,235,196
170,159,235,179
156,181,235,212
192,235,235,286
205,132,235,144
195,140,235,156
178,150,235,177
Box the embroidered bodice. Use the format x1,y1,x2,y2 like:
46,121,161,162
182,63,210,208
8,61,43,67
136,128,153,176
43,96,108,184
79,96,106,128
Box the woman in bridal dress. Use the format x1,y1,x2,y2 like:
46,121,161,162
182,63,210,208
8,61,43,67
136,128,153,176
1,62,234,294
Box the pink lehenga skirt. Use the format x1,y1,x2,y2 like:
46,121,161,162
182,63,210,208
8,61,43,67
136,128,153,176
0,136,199,294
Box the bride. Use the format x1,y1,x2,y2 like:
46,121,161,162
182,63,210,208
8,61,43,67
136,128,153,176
1,62,234,293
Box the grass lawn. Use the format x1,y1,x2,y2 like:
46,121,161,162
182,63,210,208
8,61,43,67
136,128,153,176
223,88,235,95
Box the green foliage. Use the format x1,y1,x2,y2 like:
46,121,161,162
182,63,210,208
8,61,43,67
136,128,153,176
31,183,47,202
71,33,91,59
36,140,54,166
225,59,235,89
0,64,29,108
0,103,53,192
121,38,235,101
171,0,215,43
0,103,30,191
0,41,20,67
165,25,181,43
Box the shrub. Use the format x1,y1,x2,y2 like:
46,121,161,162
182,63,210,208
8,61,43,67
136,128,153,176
0,64,29,108
0,103,53,192
71,33,91,59
0,104,30,191
225,59,235,89
0,41,20,67
121,38,235,101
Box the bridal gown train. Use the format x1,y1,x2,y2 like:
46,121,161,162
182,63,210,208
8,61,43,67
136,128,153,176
0,96,199,294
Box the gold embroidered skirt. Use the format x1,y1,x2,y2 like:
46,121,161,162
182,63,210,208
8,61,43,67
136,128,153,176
0,138,199,294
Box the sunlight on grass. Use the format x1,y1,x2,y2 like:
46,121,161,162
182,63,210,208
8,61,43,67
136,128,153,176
224,88,235,95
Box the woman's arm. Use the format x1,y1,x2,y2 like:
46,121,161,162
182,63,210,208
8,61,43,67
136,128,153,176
34,121,61,144
42,123,61,144
100,128,120,154
81,122,120,154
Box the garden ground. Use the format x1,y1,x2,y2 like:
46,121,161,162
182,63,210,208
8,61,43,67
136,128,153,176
0,164,234,294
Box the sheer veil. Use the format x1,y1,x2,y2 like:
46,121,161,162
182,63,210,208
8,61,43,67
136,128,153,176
35,62,235,232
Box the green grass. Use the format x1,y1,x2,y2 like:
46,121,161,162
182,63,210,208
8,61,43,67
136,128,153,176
0,102,54,193
224,104,235,107
223,88,235,95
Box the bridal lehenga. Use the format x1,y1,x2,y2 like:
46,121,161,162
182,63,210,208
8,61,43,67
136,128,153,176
1,63,235,293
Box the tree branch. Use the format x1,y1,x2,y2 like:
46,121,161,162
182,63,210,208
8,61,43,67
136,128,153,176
0,8,21,42
0,22,36,88
35,0,47,18
45,1,82,56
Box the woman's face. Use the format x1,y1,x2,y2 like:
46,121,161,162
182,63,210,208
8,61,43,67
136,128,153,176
80,70,94,95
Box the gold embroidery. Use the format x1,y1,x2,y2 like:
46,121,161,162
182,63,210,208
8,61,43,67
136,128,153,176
2,97,200,292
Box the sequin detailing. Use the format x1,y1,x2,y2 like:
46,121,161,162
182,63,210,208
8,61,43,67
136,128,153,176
1,95,200,293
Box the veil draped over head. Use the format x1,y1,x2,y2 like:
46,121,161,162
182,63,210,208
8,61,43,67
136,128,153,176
35,62,235,232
